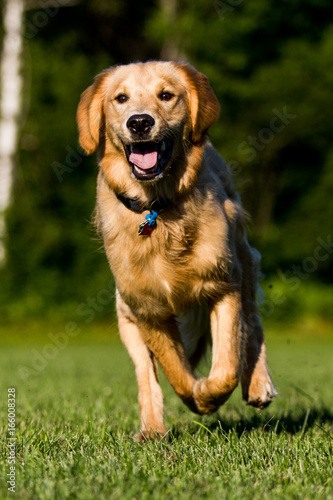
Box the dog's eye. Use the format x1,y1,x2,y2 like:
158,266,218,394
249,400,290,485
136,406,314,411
115,94,128,104
159,92,174,102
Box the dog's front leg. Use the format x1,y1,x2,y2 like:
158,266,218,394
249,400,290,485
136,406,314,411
193,291,243,414
117,294,166,442
139,316,199,414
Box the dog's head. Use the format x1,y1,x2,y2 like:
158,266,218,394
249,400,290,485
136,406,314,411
77,61,220,183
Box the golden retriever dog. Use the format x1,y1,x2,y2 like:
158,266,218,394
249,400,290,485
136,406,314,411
77,61,277,441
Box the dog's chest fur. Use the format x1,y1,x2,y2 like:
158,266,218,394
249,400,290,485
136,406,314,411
97,170,240,321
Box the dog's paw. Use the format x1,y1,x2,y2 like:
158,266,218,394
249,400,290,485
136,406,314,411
242,372,278,409
181,395,203,415
133,428,167,443
193,377,237,415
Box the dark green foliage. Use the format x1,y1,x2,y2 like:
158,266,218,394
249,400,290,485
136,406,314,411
1,0,332,319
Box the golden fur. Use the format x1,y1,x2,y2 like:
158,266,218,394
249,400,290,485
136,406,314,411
77,61,277,441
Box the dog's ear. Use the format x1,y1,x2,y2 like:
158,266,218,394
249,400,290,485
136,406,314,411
175,62,220,145
76,69,113,154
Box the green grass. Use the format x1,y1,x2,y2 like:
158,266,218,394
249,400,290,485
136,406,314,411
0,322,332,499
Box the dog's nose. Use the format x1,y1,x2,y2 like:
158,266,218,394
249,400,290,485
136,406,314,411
126,114,155,137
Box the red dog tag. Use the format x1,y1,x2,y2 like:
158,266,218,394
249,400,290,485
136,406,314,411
138,220,153,236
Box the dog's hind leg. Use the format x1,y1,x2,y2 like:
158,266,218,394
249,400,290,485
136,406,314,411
239,245,277,408
116,293,166,442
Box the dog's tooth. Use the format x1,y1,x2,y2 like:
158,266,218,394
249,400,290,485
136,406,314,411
133,164,158,175
160,141,166,152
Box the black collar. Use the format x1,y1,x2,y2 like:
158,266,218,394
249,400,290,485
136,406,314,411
116,193,170,215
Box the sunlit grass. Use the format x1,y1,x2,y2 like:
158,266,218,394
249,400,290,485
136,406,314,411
0,321,332,499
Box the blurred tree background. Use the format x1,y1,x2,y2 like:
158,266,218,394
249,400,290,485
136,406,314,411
0,0,332,325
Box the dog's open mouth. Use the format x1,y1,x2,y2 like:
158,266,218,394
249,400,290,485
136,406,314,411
123,139,173,181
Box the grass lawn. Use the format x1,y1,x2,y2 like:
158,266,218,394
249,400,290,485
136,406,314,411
0,320,332,499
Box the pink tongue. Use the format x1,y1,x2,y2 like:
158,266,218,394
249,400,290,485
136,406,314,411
129,145,158,170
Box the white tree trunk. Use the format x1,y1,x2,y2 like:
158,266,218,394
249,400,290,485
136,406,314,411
0,0,25,266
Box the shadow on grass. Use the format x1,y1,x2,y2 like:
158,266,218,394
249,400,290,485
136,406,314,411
171,406,333,439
